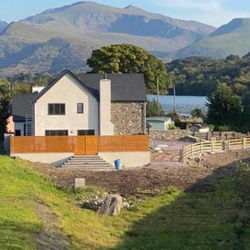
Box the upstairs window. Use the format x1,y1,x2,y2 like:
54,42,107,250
48,104,65,115
77,103,84,114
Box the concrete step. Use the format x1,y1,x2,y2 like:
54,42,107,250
63,168,115,172
61,155,115,171
62,165,115,170
73,155,101,158
67,159,105,162
65,160,108,164
63,163,112,167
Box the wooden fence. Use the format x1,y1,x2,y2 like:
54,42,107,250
182,137,250,162
193,131,246,141
10,135,149,155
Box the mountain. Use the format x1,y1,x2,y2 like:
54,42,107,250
0,1,215,76
174,18,250,59
0,21,8,34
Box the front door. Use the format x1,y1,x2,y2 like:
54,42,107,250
74,136,98,155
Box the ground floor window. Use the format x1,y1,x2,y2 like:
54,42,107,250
15,130,21,136
45,130,68,136
77,130,95,136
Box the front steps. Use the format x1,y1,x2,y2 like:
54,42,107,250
61,155,115,171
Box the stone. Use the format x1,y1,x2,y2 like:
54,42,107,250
150,129,190,140
99,194,123,216
111,102,145,135
74,178,86,190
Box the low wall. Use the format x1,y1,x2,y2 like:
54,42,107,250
150,130,190,140
11,153,73,167
98,151,150,168
4,134,12,154
11,151,150,168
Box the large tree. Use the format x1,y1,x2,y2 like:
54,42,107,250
206,83,242,129
87,44,172,93
0,78,11,141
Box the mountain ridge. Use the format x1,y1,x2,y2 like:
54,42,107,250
0,20,8,34
0,2,248,75
174,18,250,59
0,1,216,76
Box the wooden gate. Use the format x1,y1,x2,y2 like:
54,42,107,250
74,136,98,155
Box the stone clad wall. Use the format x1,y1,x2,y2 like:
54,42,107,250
150,130,190,140
111,102,146,135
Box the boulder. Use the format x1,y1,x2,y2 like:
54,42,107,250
99,194,123,216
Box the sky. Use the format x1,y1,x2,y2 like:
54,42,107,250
0,0,250,27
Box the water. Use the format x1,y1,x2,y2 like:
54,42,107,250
147,95,208,116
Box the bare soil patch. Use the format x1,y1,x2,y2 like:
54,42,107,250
36,202,70,250
31,150,250,198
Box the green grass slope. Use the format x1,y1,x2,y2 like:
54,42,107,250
1,156,250,249
175,18,250,59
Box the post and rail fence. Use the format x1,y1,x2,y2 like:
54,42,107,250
182,137,250,163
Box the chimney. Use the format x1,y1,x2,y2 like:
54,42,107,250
99,76,114,135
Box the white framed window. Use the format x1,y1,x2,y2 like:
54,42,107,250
77,103,84,114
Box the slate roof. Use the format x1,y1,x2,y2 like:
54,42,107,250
77,73,147,102
33,70,146,103
12,93,37,122
12,70,146,122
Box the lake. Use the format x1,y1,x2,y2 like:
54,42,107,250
147,95,208,116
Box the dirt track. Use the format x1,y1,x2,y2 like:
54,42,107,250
32,150,250,197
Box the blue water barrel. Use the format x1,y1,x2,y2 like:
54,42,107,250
114,159,122,170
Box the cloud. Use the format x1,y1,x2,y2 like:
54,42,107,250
162,0,222,12
153,0,250,26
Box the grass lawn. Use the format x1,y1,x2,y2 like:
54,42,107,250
0,156,250,249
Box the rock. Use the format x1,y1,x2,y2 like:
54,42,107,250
74,178,86,190
81,197,103,211
99,194,123,216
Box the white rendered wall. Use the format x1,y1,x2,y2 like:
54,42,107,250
34,74,99,136
11,152,150,168
99,79,114,135
98,151,150,168
11,153,73,167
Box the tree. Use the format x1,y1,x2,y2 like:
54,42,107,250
146,101,165,117
0,78,11,141
206,83,242,129
191,108,203,118
87,44,172,93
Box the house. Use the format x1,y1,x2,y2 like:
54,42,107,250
12,70,147,137
146,117,174,131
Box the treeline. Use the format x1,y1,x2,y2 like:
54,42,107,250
167,53,250,96
7,73,54,95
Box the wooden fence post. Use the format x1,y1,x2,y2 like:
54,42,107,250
181,146,185,163
243,138,246,150
191,144,193,157
200,141,203,155
211,140,214,152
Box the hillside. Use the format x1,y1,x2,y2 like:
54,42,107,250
0,1,215,76
0,21,8,34
167,53,250,96
174,18,250,59
1,152,250,249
